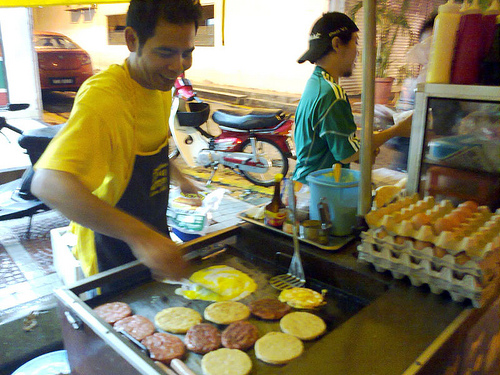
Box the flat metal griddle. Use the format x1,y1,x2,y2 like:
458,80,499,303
55,227,372,375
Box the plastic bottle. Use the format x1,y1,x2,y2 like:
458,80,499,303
264,174,286,228
479,15,500,85
426,0,461,83
483,0,500,57
450,0,484,84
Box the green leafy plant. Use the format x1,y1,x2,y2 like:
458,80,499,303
349,0,413,78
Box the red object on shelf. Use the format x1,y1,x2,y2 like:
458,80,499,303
426,166,500,206
450,1,483,84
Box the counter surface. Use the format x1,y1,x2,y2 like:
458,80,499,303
57,223,494,375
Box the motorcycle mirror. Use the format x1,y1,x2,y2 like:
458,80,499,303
8,103,30,111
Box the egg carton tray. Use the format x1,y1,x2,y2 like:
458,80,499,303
365,196,500,258
360,230,498,278
357,239,500,307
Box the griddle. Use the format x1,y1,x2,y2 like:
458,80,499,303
55,225,386,375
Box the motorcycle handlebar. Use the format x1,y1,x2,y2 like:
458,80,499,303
0,104,29,135
6,103,30,111
0,118,23,135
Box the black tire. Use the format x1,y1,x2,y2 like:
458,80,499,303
240,139,289,186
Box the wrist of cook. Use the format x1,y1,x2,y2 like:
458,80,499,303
121,219,164,248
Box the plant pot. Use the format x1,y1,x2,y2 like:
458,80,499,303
374,77,395,105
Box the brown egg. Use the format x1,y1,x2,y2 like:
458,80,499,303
458,200,478,212
444,212,462,228
394,236,410,245
433,216,454,234
455,252,471,265
455,206,474,219
411,213,431,230
433,247,448,258
414,240,433,250
376,228,388,239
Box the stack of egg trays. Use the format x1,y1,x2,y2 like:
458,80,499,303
358,227,500,308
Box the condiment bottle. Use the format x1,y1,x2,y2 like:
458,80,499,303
479,14,500,85
483,0,500,57
426,0,461,83
450,0,483,84
264,173,286,229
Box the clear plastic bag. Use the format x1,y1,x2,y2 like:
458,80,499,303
168,187,226,236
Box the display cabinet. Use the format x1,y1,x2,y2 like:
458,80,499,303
406,83,500,208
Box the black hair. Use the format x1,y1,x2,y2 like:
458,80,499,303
419,12,436,39
316,31,356,62
126,0,202,51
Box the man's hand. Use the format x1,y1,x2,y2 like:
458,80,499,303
127,229,189,281
170,160,202,196
31,169,189,280
393,112,413,138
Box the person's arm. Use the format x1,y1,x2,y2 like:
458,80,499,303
31,168,188,280
169,160,200,195
340,113,413,164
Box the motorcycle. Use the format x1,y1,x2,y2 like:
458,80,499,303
0,103,63,236
169,75,295,187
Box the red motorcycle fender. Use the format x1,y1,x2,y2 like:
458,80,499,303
215,120,294,156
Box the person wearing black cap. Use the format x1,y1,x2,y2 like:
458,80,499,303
292,12,412,184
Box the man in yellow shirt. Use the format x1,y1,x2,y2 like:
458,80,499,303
32,0,202,283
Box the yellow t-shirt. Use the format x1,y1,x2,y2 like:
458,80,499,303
35,61,172,277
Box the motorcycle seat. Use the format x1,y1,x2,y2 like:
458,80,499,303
212,109,284,130
18,123,65,164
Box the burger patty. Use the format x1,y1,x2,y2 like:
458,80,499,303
114,315,155,341
248,298,291,320
221,321,259,350
141,332,186,364
185,323,221,354
93,302,132,324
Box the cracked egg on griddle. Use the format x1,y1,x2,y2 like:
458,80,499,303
173,265,258,302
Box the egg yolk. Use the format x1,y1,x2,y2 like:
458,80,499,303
175,265,257,302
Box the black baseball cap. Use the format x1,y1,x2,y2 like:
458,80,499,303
298,12,359,64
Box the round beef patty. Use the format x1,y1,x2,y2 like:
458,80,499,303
113,315,155,341
93,302,131,324
221,321,259,350
248,298,291,320
185,323,221,354
141,332,186,364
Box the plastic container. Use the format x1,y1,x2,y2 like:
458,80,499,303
426,0,461,83
12,350,70,375
451,0,484,84
172,227,201,242
306,168,360,236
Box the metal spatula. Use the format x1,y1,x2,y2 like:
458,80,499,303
270,180,305,290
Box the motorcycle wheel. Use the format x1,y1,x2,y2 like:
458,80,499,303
240,139,289,187
169,146,180,160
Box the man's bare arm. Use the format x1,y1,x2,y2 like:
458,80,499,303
31,169,188,279
340,113,413,164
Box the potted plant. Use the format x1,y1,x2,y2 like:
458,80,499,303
349,0,413,104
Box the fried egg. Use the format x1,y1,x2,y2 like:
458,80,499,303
175,265,257,302
278,287,325,309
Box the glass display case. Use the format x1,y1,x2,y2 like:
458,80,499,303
407,83,500,209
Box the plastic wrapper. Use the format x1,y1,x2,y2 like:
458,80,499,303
454,111,500,141
168,188,226,236
282,178,310,216
427,111,500,173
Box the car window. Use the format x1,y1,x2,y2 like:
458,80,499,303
34,35,79,49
